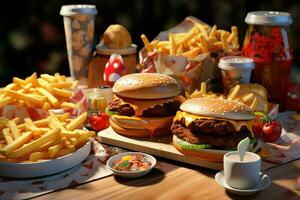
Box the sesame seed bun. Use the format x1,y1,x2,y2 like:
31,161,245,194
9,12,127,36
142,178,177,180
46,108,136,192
112,73,182,99
180,98,255,120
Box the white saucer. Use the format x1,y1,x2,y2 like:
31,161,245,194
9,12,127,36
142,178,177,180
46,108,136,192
215,171,271,195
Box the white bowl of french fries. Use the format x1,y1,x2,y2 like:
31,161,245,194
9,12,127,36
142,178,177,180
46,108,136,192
0,140,91,178
0,111,95,178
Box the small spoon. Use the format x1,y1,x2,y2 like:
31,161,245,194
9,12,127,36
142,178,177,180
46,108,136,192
237,137,250,161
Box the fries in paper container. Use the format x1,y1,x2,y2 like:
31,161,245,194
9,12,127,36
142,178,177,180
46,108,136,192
139,16,240,92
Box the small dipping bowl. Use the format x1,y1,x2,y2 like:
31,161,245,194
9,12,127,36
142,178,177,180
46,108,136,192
107,152,157,178
218,56,255,94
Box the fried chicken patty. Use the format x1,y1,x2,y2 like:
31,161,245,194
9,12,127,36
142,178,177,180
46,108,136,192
171,119,252,148
107,99,180,117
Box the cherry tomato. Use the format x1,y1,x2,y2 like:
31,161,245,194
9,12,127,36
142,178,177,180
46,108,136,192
89,113,110,131
262,121,282,143
252,112,282,143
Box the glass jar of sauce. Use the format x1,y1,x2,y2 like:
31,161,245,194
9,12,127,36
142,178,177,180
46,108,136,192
242,11,293,111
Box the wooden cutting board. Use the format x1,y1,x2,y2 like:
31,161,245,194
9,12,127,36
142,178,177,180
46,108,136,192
97,127,223,170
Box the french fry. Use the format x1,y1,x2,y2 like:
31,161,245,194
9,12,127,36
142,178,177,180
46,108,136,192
66,112,87,131
4,83,18,90
141,34,153,52
24,118,42,136
61,130,80,138
60,102,77,109
6,90,46,107
0,131,32,155
8,128,60,159
48,143,63,158
50,82,73,88
36,139,59,152
13,77,26,86
8,121,21,139
29,151,48,162
43,102,51,110
37,87,59,107
242,93,254,103
197,24,208,39
52,88,73,98
200,82,207,94
227,85,240,100
3,128,14,144
71,131,95,147
0,96,13,108
41,74,56,83
37,78,52,92
250,97,258,111
209,25,217,38
55,147,75,158
169,33,177,55
25,72,37,85
54,73,66,82
221,32,229,49
231,26,239,48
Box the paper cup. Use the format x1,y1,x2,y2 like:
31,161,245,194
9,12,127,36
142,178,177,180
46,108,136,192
60,5,97,85
218,56,255,94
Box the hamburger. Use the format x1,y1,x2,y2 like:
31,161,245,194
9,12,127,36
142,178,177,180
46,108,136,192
107,73,185,138
171,98,255,159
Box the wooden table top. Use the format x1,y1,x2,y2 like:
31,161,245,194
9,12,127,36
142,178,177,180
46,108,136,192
36,158,300,200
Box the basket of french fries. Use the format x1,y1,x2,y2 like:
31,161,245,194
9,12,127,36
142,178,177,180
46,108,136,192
138,16,240,93
0,111,95,178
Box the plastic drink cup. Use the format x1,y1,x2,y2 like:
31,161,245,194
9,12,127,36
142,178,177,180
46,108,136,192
60,5,97,85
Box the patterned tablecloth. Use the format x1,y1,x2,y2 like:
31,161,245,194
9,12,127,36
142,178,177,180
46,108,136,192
0,139,113,200
0,112,299,199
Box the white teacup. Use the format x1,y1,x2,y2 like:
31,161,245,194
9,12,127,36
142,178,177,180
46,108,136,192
224,151,261,189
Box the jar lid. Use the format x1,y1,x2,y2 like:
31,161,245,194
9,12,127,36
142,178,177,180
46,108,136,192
60,5,97,16
218,56,255,71
95,44,137,55
245,11,292,26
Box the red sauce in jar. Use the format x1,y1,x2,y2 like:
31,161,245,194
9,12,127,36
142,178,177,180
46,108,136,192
242,12,293,111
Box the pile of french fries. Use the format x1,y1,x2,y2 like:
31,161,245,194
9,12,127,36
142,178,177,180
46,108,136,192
0,73,78,110
0,111,95,163
227,84,268,112
185,82,225,99
141,23,239,59
185,82,268,112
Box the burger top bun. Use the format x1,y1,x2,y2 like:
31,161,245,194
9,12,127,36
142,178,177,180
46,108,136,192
102,24,132,49
113,73,182,99
180,98,255,120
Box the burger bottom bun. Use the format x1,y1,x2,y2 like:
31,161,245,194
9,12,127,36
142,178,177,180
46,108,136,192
173,135,231,163
110,118,172,138
172,135,260,163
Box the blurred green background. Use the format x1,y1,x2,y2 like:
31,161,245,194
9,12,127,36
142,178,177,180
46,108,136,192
0,0,299,86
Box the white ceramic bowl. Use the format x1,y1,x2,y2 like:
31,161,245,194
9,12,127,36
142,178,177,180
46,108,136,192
0,141,91,178
107,152,156,178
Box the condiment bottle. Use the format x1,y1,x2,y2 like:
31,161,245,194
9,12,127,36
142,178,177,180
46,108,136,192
242,11,293,111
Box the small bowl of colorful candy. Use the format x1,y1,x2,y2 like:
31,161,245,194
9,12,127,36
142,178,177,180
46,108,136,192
107,152,157,178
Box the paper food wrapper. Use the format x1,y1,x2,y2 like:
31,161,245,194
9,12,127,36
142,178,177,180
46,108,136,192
138,16,239,93
0,88,87,121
